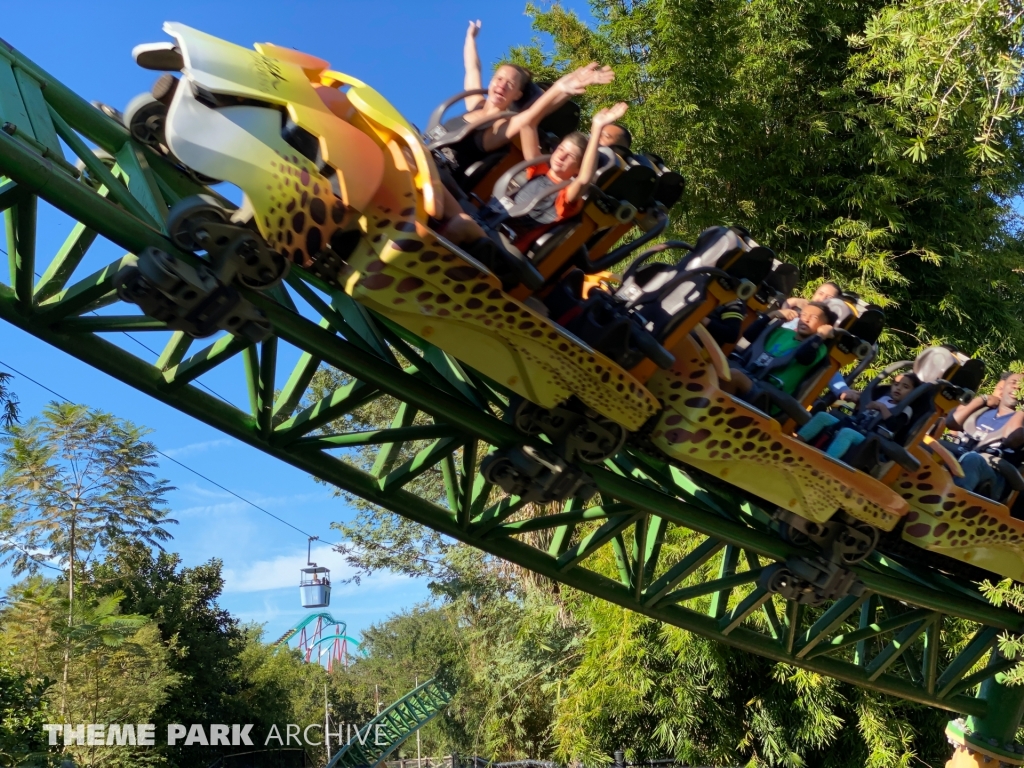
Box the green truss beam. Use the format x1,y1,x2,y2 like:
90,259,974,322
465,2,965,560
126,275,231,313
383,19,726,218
327,678,454,768
0,37,1022,727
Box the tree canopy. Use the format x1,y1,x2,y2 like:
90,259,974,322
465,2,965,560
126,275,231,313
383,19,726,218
511,0,1024,370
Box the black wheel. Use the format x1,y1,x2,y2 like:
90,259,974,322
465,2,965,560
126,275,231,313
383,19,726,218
760,563,796,595
778,521,813,548
575,417,627,464
480,452,525,497
166,194,230,253
512,400,546,436
836,521,879,566
115,266,148,304
232,234,289,291
124,92,167,148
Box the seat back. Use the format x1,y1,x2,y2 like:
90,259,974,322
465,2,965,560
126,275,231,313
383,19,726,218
618,228,775,380
426,82,581,197
862,347,984,483
645,153,685,209
785,303,884,423
505,150,659,300
715,261,801,355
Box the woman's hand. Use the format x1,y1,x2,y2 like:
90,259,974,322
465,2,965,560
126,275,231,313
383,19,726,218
591,101,629,130
466,20,482,40
557,63,616,95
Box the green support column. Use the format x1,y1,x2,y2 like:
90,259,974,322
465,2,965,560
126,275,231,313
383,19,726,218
947,658,1024,766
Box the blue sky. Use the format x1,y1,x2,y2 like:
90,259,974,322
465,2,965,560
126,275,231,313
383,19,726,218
0,0,591,646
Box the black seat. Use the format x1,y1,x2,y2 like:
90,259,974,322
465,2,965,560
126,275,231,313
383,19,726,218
840,347,985,475
645,153,685,209
563,227,775,371
425,83,580,195
735,298,879,426
477,149,647,288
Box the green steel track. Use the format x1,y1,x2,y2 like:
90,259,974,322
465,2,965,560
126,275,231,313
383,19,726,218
327,678,454,768
0,35,1023,730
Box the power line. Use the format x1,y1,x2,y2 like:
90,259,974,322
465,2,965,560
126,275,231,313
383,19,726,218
0,357,329,543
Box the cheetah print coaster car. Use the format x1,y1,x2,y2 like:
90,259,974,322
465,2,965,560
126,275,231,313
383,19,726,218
895,449,1024,580
646,335,910,530
343,135,660,432
162,23,386,270
159,23,658,431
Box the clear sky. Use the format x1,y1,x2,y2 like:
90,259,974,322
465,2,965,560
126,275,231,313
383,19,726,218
0,0,591,646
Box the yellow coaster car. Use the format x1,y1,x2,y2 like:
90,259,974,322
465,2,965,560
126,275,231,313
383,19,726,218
851,349,1024,580
121,23,672,435
646,333,911,540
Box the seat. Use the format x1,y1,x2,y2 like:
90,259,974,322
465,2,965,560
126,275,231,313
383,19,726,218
839,347,985,481
563,227,776,381
781,299,885,428
731,297,879,426
424,83,580,198
710,260,802,356
477,149,656,296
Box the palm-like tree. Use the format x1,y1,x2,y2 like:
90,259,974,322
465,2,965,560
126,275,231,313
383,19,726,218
0,371,19,428
0,402,176,715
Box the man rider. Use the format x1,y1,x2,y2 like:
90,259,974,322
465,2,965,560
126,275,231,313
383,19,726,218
598,123,632,154
946,370,1024,500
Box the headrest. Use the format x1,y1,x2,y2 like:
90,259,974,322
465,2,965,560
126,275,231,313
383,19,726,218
596,146,622,172
824,297,852,328
951,359,985,392
847,307,885,344
694,228,742,269
627,153,658,173
764,261,800,296
913,346,960,384
513,82,545,113
536,89,580,140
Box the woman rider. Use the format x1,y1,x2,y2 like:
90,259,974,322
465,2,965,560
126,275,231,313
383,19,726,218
450,19,615,161
432,21,617,278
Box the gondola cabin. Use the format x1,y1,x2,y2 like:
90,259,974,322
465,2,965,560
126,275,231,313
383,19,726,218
300,566,331,608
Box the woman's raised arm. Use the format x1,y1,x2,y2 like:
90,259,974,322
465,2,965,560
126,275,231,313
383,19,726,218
484,63,615,151
463,20,484,110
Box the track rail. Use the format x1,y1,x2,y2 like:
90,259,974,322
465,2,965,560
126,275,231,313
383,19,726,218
0,36,1021,721
327,679,454,768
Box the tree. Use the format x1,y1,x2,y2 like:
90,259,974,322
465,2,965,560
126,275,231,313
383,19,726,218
0,402,176,607
513,0,1024,371
0,581,176,767
551,557,951,768
0,658,51,767
90,544,264,768
0,371,19,428
0,403,176,718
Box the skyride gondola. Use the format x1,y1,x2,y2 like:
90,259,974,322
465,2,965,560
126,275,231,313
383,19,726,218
108,23,1024,603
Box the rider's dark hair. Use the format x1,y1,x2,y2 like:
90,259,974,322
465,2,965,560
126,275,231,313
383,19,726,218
898,372,922,389
612,123,632,149
806,301,837,326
